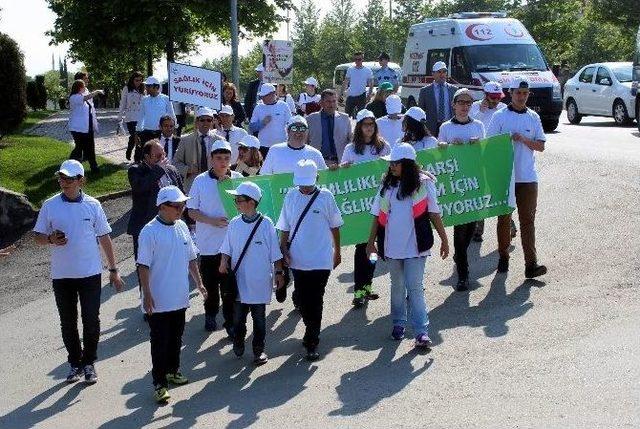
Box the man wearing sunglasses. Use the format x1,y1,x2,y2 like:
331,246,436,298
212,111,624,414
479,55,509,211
135,76,176,163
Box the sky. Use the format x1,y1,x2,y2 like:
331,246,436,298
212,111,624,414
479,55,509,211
0,0,372,79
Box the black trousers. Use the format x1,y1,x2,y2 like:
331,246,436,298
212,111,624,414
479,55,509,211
52,274,102,367
125,121,137,158
136,130,161,162
353,242,376,292
233,302,266,355
148,308,186,387
200,254,234,328
175,114,186,137
70,131,98,171
453,222,476,280
132,234,142,289
345,93,367,118
291,269,331,351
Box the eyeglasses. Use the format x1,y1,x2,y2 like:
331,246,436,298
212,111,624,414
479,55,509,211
234,197,249,204
58,175,80,182
289,125,308,132
165,202,185,210
198,118,213,123
455,100,473,106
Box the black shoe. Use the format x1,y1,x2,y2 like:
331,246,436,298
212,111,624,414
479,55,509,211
225,325,235,340
83,364,98,384
253,352,268,366
275,284,287,303
125,148,132,160
233,341,245,357
305,349,320,361
456,278,469,292
497,257,509,273
525,264,547,278
204,315,217,332
472,234,483,242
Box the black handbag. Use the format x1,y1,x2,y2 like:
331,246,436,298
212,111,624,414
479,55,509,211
225,215,264,301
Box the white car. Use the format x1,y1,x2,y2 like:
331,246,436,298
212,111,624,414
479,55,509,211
564,62,636,125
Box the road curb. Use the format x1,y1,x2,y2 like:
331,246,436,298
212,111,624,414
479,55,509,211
96,188,132,202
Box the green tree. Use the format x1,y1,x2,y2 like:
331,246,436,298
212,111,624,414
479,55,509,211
0,31,27,135
353,0,390,60
43,70,66,109
202,43,263,96
389,0,426,61
291,0,322,91
590,0,640,29
315,0,358,86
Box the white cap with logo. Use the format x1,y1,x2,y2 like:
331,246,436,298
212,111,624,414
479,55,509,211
238,135,261,149
57,159,85,177
483,81,503,94
219,104,234,115
210,139,232,153
144,76,160,86
356,109,375,123
382,143,417,162
156,185,190,206
385,94,403,115
405,106,426,122
293,159,318,186
258,83,276,97
195,106,215,118
453,88,474,102
287,115,308,129
432,61,447,72
303,77,319,87
226,181,262,202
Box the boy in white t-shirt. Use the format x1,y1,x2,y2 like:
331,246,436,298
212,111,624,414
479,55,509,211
138,186,207,404
219,182,285,366
376,94,405,146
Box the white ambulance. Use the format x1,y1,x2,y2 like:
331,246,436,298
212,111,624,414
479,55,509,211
399,12,563,131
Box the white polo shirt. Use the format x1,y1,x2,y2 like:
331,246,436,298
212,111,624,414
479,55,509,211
470,100,507,134
370,177,440,259
68,94,99,133
438,118,486,144
411,136,438,151
250,100,292,148
376,115,404,147
137,218,198,313
216,125,248,164
260,143,327,175
487,106,546,183
276,188,344,270
33,192,112,279
187,170,243,255
220,215,283,304
340,141,391,164
137,93,176,131
346,66,373,96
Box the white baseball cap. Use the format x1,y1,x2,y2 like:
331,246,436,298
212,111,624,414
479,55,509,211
356,109,375,123
405,106,426,122
219,104,234,115
509,76,529,90
57,159,84,177
238,135,261,149
382,143,417,162
210,139,232,153
287,115,308,129
195,106,215,118
303,77,319,87
483,81,504,95
293,159,318,186
258,83,276,97
156,185,190,206
453,88,474,102
385,94,403,114
255,64,264,72
144,76,160,86
226,181,262,202
432,61,447,72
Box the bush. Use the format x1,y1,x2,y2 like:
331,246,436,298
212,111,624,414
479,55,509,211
26,81,38,111
35,75,47,110
0,32,27,136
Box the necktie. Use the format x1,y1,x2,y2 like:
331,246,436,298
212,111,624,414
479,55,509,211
200,135,208,172
225,129,230,142
437,83,445,122
164,138,170,155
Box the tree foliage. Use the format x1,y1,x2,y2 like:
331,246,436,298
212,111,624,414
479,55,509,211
43,70,67,107
0,31,27,136
202,43,263,95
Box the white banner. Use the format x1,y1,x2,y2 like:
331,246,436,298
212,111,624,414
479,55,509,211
262,40,293,84
168,62,222,110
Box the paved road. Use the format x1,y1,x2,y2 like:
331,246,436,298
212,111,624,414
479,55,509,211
2,114,639,428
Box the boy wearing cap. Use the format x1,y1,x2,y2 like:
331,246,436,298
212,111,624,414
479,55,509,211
276,160,344,361
249,83,292,158
343,51,374,118
487,76,547,279
297,77,321,115
187,140,243,335
136,76,176,163
33,160,125,384
216,104,247,164
376,94,405,146
418,61,458,137
219,182,285,365
137,185,207,403
232,135,263,177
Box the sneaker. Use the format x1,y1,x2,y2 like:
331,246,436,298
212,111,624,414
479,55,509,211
83,364,98,384
363,284,379,300
154,386,171,403
66,365,82,384
305,349,320,361
456,278,469,292
233,341,245,357
497,257,509,273
391,325,405,340
204,315,217,332
525,264,547,279
415,334,433,349
166,372,189,385
253,352,268,366
352,289,366,307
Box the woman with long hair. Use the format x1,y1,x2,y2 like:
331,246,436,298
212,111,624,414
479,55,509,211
232,135,263,177
118,71,145,161
276,84,297,115
366,143,449,349
365,82,393,118
401,106,438,151
68,79,103,173
222,82,246,127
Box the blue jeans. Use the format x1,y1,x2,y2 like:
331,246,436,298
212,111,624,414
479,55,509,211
387,257,429,336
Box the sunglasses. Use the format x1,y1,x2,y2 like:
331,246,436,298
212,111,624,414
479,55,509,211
165,202,185,210
198,118,214,123
289,125,308,132
58,175,80,182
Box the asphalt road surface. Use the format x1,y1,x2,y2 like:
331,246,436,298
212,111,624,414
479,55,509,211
1,113,639,428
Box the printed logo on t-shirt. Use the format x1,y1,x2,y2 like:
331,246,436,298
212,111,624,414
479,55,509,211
254,241,263,245
312,209,320,214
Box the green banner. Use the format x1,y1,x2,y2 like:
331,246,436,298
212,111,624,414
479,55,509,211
219,134,514,246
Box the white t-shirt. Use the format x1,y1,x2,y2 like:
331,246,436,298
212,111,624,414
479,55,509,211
346,66,373,96
220,215,283,304
470,100,507,134
260,143,328,175
410,136,439,151
297,93,321,113
376,116,404,147
187,170,243,255
487,106,546,183
276,188,344,270
137,218,198,313
250,100,292,148
137,93,176,131
279,94,297,115
68,94,99,133
370,177,440,259
341,141,391,164
33,193,112,279
438,119,486,144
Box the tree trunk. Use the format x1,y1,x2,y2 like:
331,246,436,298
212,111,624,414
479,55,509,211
146,50,153,76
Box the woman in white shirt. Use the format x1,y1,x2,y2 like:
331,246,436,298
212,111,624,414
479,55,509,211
297,77,321,115
68,79,103,174
401,106,438,151
437,88,486,292
366,143,449,350
276,84,297,115
341,109,391,307
118,71,145,161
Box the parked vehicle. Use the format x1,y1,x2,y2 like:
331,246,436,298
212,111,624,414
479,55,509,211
398,12,563,132
563,62,636,126
632,25,640,132
333,61,402,105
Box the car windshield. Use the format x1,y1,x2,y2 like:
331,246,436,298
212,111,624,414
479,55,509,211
609,65,632,82
462,44,548,72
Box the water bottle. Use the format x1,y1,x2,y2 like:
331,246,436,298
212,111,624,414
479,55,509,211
369,253,378,264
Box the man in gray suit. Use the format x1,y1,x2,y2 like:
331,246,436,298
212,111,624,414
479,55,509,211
307,89,353,167
418,61,458,137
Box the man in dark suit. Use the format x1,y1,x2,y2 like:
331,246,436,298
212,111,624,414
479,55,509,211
158,115,180,164
418,61,458,137
243,64,264,126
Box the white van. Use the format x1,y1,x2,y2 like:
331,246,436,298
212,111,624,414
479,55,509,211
399,12,563,131
333,61,402,104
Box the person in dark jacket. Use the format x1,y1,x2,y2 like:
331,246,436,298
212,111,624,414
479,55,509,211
158,115,180,164
243,64,264,124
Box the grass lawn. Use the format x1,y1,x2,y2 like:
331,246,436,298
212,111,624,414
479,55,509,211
16,109,57,133
1,112,130,207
